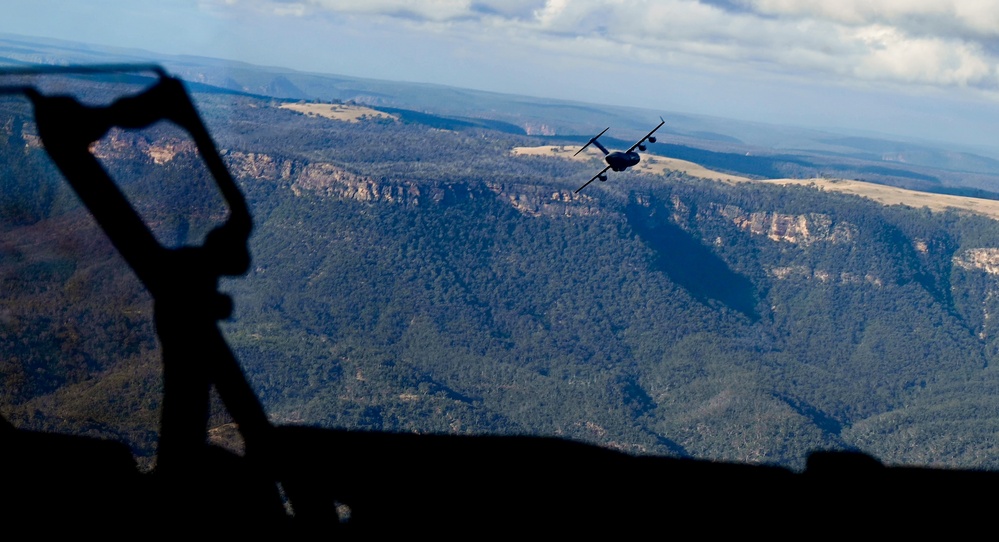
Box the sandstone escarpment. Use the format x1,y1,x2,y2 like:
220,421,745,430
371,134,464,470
954,248,999,275
713,204,857,245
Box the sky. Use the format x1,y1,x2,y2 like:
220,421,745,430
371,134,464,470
5,0,999,154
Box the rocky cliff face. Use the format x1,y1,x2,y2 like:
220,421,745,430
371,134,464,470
698,202,882,285
954,248,999,275
766,265,885,286
224,151,295,181
712,204,856,245
953,248,999,341
486,182,601,217
522,123,557,136
78,131,604,218
88,135,999,296
224,150,603,216
88,129,197,165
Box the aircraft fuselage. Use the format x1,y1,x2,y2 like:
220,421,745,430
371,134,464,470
574,117,665,193
606,151,640,172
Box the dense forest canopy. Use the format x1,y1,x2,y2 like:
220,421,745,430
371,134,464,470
2,77,999,472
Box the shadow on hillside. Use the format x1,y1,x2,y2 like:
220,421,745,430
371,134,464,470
625,202,760,321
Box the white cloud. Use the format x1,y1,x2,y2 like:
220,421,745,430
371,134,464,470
850,25,995,86
222,0,518,21
745,0,999,38
210,0,999,92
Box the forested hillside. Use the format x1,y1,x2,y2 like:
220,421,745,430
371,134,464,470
3,83,999,472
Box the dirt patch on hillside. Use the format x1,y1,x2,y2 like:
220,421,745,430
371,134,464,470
513,145,999,221
279,102,397,123
766,178,999,220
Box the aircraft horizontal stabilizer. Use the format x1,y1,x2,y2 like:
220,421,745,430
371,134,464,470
573,127,610,156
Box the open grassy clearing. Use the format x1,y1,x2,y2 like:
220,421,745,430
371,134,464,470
764,178,999,220
513,145,999,220
279,102,398,123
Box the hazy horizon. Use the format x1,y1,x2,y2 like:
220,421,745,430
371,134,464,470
4,1,999,155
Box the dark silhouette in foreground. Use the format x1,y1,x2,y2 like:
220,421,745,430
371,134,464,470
1,66,996,535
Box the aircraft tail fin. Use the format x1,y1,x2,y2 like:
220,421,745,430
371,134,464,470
574,127,610,156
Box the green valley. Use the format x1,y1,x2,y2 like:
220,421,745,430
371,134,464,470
3,69,999,475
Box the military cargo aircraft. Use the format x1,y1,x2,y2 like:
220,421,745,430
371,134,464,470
574,117,665,193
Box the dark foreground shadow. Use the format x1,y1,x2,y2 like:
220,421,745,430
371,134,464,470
6,418,999,534
1,66,995,536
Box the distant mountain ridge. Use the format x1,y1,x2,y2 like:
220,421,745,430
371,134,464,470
4,32,999,187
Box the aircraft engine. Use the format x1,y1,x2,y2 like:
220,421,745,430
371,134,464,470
638,144,646,151
648,136,657,143
599,174,607,181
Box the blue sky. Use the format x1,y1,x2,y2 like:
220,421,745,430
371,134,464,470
5,1,999,154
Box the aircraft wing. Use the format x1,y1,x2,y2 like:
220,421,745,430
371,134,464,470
625,117,666,154
574,165,613,194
